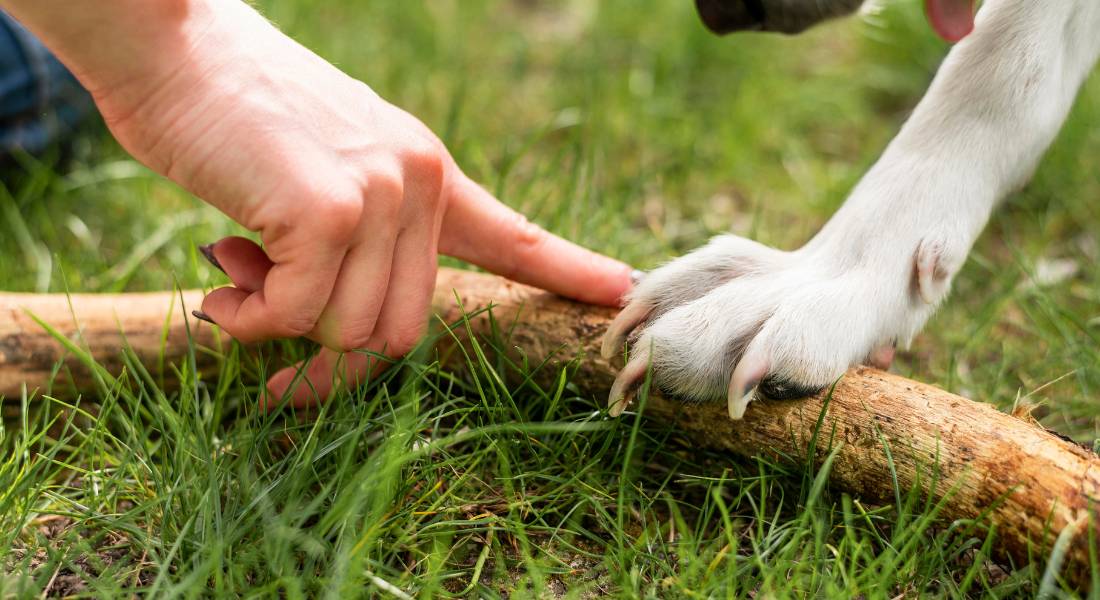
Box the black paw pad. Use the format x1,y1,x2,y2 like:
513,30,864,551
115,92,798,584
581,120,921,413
757,376,821,400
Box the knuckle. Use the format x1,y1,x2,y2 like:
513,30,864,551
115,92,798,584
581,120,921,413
503,212,549,275
369,165,405,196
301,183,364,241
404,137,446,182
401,136,447,206
365,167,405,220
334,326,375,353
384,322,427,356
277,314,318,339
486,211,551,281
512,213,548,250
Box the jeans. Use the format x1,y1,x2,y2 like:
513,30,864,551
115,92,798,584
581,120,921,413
0,11,93,158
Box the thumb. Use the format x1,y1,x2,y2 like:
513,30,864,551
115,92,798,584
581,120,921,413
439,174,633,306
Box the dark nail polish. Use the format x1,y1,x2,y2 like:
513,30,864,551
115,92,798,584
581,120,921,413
197,243,225,274
630,269,646,286
192,310,217,325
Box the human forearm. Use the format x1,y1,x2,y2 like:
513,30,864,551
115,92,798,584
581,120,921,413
0,0,229,109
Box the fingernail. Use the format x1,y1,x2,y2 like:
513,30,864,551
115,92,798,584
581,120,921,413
630,269,646,286
191,310,217,325
197,243,225,274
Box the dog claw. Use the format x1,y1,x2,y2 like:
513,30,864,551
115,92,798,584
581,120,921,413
608,346,651,417
916,238,954,305
727,352,768,420
601,302,653,360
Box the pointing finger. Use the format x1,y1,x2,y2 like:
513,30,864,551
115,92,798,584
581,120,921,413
439,174,632,306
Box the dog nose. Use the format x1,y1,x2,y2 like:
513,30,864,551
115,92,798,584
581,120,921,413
695,0,865,36
695,0,765,34
695,0,766,35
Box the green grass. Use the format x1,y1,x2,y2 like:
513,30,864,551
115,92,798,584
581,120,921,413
3,0,1100,596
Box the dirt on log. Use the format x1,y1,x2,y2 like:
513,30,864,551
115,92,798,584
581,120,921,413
1,267,1097,588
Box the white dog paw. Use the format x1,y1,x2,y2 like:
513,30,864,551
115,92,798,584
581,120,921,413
603,233,951,419
601,234,787,359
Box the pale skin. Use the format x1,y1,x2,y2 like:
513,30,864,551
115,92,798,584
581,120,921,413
1,0,633,407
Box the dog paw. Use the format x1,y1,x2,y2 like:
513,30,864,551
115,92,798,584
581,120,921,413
603,233,953,419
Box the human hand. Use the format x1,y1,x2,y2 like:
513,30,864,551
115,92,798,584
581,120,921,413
4,0,632,406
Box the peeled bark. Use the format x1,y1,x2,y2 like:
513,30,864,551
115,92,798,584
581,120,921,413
1,268,1097,587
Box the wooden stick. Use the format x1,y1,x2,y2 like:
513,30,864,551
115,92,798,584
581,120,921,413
0,289,223,397
2,268,1097,587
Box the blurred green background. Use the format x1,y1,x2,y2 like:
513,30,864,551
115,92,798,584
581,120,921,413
3,0,1100,595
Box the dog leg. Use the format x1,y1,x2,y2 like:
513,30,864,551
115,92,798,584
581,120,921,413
606,0,1100,418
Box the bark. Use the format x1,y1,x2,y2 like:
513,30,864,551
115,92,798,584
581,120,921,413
0,289,223,396
2,268,1097,587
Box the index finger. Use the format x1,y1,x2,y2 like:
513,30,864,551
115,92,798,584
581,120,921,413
438,174,633,306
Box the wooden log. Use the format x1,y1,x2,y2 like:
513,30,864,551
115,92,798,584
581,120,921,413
0,289,224,397
1,268,1097,587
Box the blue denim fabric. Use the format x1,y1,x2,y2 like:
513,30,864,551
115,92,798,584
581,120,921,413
0,11,93,157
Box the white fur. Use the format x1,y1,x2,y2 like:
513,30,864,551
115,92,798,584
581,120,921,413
605,0,1100,415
